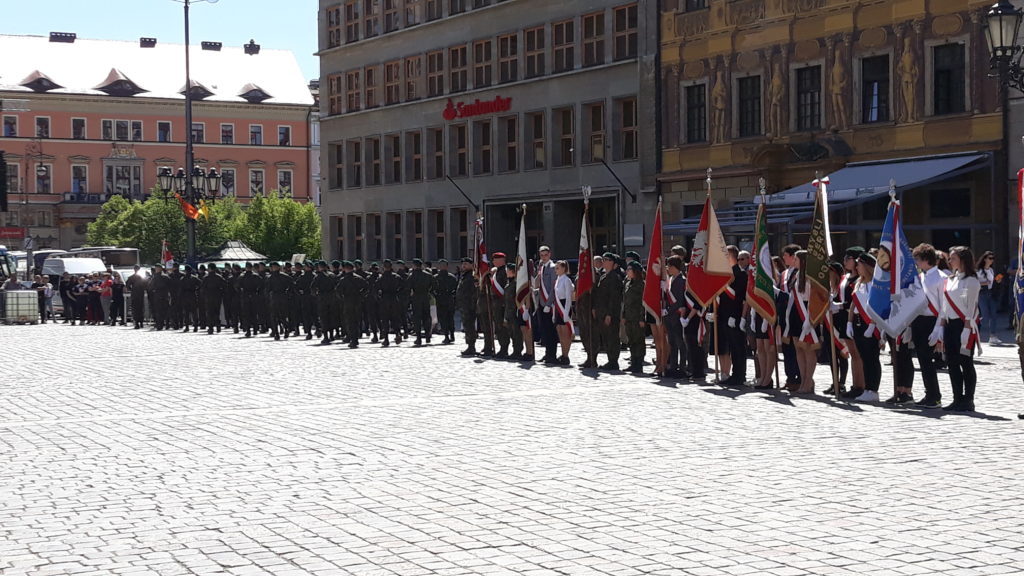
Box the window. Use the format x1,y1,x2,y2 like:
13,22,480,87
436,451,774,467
191,122,205,143
102,119,114,140
389,212,403,257
383,0,400,32
352,215,364,259
426,0,442,21
473,0,490,7
115,120,129,141
406,131,423,181
221,123,235,144
5,164,19,195
36,164,52,194
35,117,50,138
363,0,380,38
370,213,383,259
450,46,468,93
553,20,575,73
331,143,344,188
366,66,379,108
250,124,263,145
585,102,605,162
367,137,382,185
278,126,291,146
450,123,468,176
685,84,707,143
427,51,444,97
498,34,519,83
220,168,236,196
249,169,265,195
861,55,890,124
428,127,444,179
385,134,402,183
405,56,423,101
455,207,469,257
131,120,143,142
432,210,446,259
411,211,424,259
327,74,343,115
345,0,360,43
795,65,822,131
347,139,363,187
737,76,761,137
527,111,545,169
385,61,401,105
347,70,362,111
474,40,493,88
71,165,88,194
158,121,171,142
525,27,545,78
405,0,421,26
583,12,605,67
616,97,637,160
336,217,345,258
449,0,466,14
278,170,293,196
72,118,86,140
499,116,518,172
933,43,966,116
104,165,142,200
686,0,707,9
613,3,638,60
555,107,574,167
929,188,971,218
473,120,492,175
3,115,16,137
327,4,342,48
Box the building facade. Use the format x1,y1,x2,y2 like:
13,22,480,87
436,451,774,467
659,0,1007,254
318,0,659,262
0,34,315,250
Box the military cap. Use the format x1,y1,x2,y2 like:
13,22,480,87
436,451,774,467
184,265,193,273
382,258,393,265
395,259,406,266
461,257,473,264
370,261,380,269
354,259,363,266
505,262,516,270
303,260,314,267
828,261,845,276
269,261,281,267
539,245,551,252
283,261,292,267
627,260,644,274
316,260,327,267
331,259,342,267
625,251,641,260
412,258,424,266
154,262,164,269
232,263,242,269
492,252,506,260
244,262,253,268
602,251,616,259
438,258,449,265
844,246,865,259
858,252,876,267
341,260,354,268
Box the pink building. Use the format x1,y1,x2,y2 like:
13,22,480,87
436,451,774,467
0,33,315,249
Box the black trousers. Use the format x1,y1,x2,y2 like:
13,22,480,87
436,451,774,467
666,316,685,371
911,315,941,400
461,304,477,346
888,336,915,389
411,300,431,339
854,326,881,391
131,297,145,327
379,298,402,340
437,303,455,337
537,305,557,359
183,302,199,328
684,319,705,377
204,296,222,330
782,342,800,384
109,296,124,324
944,319,977,402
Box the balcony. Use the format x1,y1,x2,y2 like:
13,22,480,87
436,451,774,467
61,192,151,204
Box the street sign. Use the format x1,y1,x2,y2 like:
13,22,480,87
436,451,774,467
23,236,34,251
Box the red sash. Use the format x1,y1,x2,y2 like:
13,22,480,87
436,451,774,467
943,278,979,356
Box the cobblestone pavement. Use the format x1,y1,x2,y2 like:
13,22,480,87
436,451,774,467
3,323,1024,576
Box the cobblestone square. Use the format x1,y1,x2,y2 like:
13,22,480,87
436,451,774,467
2,324,1024,575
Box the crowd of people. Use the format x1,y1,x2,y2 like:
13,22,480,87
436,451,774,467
4,241,1013,415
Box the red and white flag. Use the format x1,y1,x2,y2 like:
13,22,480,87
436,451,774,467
576,202,594,298
474,215,489,277
686,196,733,307
161,240,174,268
515,206,533,327
642,197,665,324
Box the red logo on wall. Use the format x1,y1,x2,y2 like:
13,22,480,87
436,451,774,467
0,227,25,240
442,96,513,121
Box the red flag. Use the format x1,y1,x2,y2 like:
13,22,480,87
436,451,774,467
474,216,489,277
686,196,733,307
174,193,199,221
161,240,174,267
576,204,593,297
642,198,665,323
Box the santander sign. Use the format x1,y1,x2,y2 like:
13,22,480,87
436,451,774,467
442,95,513,121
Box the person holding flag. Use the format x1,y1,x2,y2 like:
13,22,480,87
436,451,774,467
911,243,947,409
831,246,864,396
623,260,647,374
716,245,748,386
848,252,882,400
747,200,778,390
933,246,982,412
784,251,821,394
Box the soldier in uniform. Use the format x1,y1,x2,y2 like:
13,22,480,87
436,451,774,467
294,261,316,340
265,261,294,340
254,262,269,333
126,265,148,329
180,265,201,332
150,263,171,331
395,260,410,338
223,264,240,334
407,258,434,346
375,260,403,347
594,252,624,371
622,261,647,374
331,260,346,341
433,259,458,344
167,263,183,330
503,262,525,360
478,252,509,357
577,254,602,368
365,262,381,343
337,260,368,348
238,262,263,338
196,265,208,330
456,257,478,356
200,264,227,334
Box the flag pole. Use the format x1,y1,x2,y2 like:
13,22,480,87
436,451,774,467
760,178,782,390
817,171,840,398
583,185,595,359
889,178,899,400
480,213,496,355
652,194,667,377
707,167,721,384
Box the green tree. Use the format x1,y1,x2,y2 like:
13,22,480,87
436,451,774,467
241,191,322,260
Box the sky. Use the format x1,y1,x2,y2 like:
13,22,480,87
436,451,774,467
3,0,320,82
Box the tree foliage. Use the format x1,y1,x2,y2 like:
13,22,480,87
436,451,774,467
86,190,321,264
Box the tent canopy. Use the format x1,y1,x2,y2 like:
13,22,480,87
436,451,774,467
201,240,266,264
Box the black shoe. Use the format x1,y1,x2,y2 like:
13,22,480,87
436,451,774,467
509,352,523,361
543,356,559,365
943,400,965,412
627,364,643,374
183,328,190,333
442,337,451,345
521,354,534,363
478,349,495,358
896,393,915,406
753,383,774,390
840,389,863,400
234,327,239,334
460,347,475,356
600,362,620,371
207,327,214,335
348,342,358,348
371,335,378,343
579,360,598,369
494,351,509,359
414,338,422,347
382,339,390,348
883,394,900,405
305,333,313,340
823,385,846,395
320,338,330,345
216,327,221,333
273,334,281,341
559,356,571,366
245,331,252,338
914,397,941,408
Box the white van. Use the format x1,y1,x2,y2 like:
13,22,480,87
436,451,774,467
41,257,108,278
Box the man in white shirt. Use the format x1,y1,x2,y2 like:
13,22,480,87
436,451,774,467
912,243,947,408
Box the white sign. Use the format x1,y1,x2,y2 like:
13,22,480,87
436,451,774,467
291,253,306,264
23,236,34,251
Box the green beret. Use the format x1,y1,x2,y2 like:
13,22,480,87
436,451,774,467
331,260,341,267
602,252,616,260
341,260,354,268
269,261,281,267
625,251,641,260
412,258,423,266
505,263,516,270
353,259,363,266
184,265,193,272
370,262,380,268
395,260,405,266
461,257,473,264
627,261,644,274
244,262,253,268
438,259,449,265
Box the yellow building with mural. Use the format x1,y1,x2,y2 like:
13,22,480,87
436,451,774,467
658,0,1008,255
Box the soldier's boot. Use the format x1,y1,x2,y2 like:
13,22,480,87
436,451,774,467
461,345,476,357
348,340,358,349
320,336,331,345
414,337,422,347
183,326,190,333
272,330,280,341
207,327,214,335
306,332,313,340
494,347,509,360
371,333,378,343
382,336,390,347
234,326,239,334
245,329,252,338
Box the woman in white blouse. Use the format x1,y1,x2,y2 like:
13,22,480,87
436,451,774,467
974,251,997,344
553,261,576,365
934,246,981,412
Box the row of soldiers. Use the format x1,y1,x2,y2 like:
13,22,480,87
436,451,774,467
125,258,459,346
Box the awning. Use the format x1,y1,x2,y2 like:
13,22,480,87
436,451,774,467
664,152,991,235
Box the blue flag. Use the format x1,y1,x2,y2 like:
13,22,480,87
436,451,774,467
867,198,915,321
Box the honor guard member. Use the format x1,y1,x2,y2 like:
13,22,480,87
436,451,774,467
623,261,647,374
716,245,748,386
126,266,148,329
593,253,624,371
535,247,558,364
238,263,263,337
180,265,202,332
150,263,172,330
311,261,337,344
408,258,434,346
577,254,602,368
376,259,403,347
664,255,689,378
168,263,183,330
503,262,525,359
200,264,227,334
265,261,294,340
223,264,240,334
285,262,302,337
197,265,209,329
433,259,458,344
457,257,479,356
354,259,369,337
294,261,317,340
395,260,411,337
365,262,381,343
337,260,369,348
481,252,510,358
